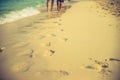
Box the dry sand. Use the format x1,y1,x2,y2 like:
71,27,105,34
0,0,120,80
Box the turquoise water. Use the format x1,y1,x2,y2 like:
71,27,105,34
0,0,89,15
0,0,46,24
0,0,45,15
0,0,82,24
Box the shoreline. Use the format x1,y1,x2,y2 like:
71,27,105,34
0,0,74,25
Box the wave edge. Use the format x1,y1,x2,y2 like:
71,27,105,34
0,7,40,24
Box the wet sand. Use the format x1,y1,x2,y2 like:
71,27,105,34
0,0,120,80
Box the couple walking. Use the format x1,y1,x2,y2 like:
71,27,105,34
47,0,64,16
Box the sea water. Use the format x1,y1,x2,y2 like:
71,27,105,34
0,0,82,24
0,0,45,24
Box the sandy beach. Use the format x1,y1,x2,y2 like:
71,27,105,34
0,0,120,80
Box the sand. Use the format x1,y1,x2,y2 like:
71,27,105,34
0,0,120,80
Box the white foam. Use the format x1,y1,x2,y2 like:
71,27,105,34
0,7,40,24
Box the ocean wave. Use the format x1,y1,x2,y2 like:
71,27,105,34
0,7,40,24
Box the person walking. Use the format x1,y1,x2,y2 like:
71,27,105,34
57,0,64,13
47,0,54,16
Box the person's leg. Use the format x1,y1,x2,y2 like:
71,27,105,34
51,0,54,11
47,0,50,12
60,2,63,10
57,0,61,12
60,0,64,9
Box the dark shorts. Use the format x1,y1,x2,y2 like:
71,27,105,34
57,0,64,2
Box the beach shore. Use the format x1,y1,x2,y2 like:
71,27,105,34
0,0,120,80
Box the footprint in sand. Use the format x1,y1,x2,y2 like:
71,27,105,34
12,42,29,48
34,20,45,24
11,62,32,72
56,29,64,33
16,49,34,58
40,42,51,47
57,37,68,42
62,5,72,10
43,49,55,56
51,34,57,37
39,35,46,40
36,70,69,78
50,34,68,42
58,23,62,25
59,70,69,76
60,29,64,31
80,58,113,77
59,19,62,21
80,65,96,70
80,64,112,76
0,47,5,53
25,23,33,27
37,18,46,20
53,21,60,24
63,38,68,42
53,19,62,25
53,21,58,24
45,42,51,47
55,21,62,26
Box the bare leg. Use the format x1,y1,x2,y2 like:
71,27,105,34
57,1,63,15
57,1,61,12
47,0,54,17
47,0,50,12
60,2,63,11
51,0,54,11
47,0,51,17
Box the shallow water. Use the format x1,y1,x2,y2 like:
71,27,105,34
0,0,45,15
